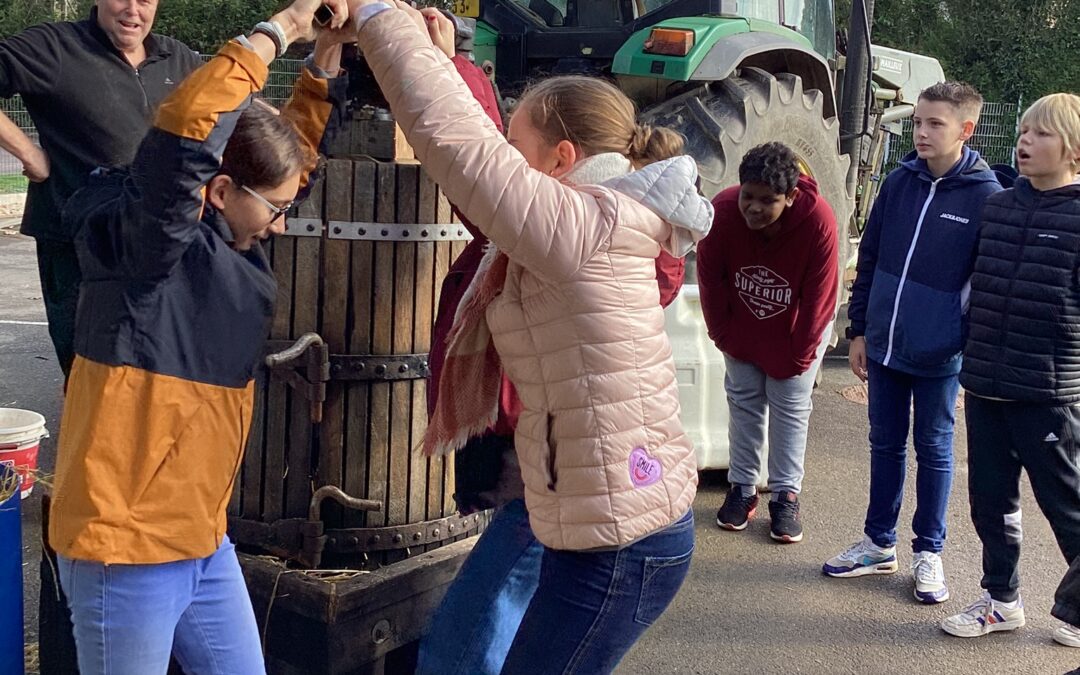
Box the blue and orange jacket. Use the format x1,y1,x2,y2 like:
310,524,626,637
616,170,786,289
49,41,346,564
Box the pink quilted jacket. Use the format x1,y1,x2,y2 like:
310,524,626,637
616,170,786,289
359,11,713,550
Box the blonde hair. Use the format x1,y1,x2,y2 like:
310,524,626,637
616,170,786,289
1021,93,1080,172
518,75,684,169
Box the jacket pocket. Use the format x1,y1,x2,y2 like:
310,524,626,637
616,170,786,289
892,279,963,365
545,413,558,492
634,547,695,626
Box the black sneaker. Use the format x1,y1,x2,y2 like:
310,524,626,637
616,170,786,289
768,492,803,543
716,487,759,530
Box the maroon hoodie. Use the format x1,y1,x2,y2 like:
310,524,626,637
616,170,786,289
696,175,838,379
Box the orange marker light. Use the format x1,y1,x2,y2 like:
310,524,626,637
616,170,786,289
643,28,695,56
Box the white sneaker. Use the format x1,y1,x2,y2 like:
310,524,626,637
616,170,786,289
911,551,949,604
822,536,898,578
1053,622,1080,647
941,591,1025,638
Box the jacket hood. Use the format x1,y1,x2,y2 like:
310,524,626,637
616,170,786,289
598,155,714,257
772,174,823,236
898,146,999,187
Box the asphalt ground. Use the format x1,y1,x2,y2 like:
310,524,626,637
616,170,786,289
2,229,1078,674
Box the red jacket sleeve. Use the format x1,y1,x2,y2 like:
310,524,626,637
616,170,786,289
451,55,503,133
789,200,839,374
655,251,685,309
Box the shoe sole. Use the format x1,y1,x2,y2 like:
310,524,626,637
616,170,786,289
914,587,950,604
770,531,803,543
1053,631,1080,648
822,559,899,578
941,617,1025,638
716,506,756,531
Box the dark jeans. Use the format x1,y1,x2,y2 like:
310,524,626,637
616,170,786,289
501,509,695,675
864,359,960,553
965,394,1080,616
35,238,81,379
417,499,542,675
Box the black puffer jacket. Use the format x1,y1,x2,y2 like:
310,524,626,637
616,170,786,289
961,177,1080,403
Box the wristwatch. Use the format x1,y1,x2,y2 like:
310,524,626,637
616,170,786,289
844,326,863,340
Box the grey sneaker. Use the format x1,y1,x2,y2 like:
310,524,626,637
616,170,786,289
822,536,898,577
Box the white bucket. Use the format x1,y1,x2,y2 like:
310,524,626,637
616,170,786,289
0,408,48,499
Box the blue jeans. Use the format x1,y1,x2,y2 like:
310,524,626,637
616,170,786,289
57,537,264,675
501,509,695,674
417,499,543,675
864,359,960,553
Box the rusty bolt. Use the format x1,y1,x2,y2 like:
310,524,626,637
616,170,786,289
392,533,404,544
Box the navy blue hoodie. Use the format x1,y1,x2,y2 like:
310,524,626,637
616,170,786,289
848,147,1002,377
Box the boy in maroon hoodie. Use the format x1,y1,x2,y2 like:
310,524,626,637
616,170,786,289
697,142,839,543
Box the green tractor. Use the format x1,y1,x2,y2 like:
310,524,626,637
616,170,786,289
450,0,945,281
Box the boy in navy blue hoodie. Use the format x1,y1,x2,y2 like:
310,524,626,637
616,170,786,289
823,82,1002,605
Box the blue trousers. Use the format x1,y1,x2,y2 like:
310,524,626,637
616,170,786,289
417,499,543,675
502,509,695,675
864,359,960,553
57,537,264,675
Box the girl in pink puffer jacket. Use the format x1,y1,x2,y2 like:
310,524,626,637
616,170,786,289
352,3,713,671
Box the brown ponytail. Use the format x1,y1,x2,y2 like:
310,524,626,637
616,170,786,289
628,124,685,168
519,75,685,169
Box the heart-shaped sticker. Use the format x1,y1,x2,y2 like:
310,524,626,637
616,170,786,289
629,447,662,488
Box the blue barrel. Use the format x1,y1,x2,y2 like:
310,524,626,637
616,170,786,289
0,464,24,675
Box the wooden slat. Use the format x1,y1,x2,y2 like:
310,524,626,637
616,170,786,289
238,369,267,519
345,160,377,529
411,171,438,526
389,164,419,532
283,179,323,519
440,186,461,517
367,163,398,528
263,236,295,522
320,159,353,529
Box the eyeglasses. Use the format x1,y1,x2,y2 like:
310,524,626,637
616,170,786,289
239,184,294,226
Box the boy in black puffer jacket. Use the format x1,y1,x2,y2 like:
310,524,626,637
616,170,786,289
942,93,1080,649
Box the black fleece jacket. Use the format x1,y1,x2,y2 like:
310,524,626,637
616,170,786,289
0,7,200,241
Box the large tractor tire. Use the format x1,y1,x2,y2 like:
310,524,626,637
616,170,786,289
642,66,853,289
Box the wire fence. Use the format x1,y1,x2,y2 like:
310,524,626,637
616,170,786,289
0,57,305,192
881,100,1021,175
0,86,1022,194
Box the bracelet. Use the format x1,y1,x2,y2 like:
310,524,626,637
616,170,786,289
252,20,289,59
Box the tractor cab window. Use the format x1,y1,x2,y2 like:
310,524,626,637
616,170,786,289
511,0,570,26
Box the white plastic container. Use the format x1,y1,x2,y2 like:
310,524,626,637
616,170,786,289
663,284,769,477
